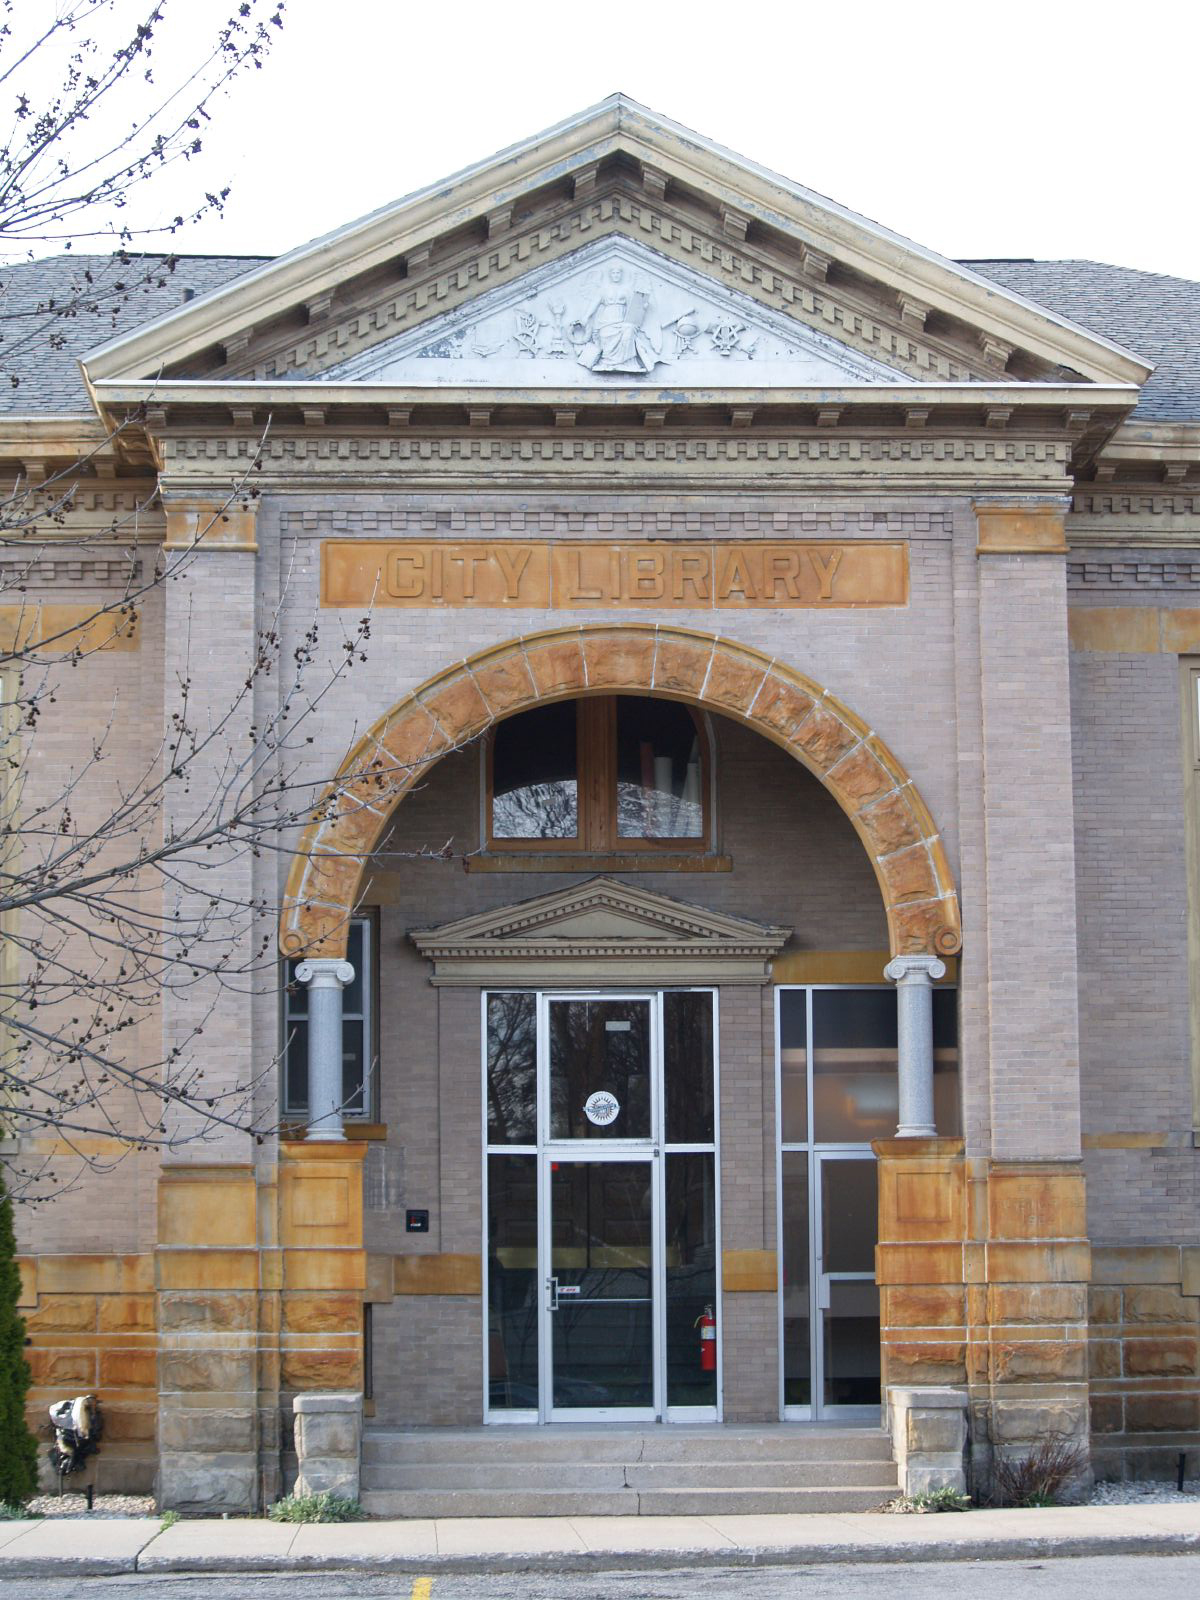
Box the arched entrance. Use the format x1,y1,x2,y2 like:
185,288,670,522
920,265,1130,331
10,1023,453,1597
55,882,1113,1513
279,623,960,961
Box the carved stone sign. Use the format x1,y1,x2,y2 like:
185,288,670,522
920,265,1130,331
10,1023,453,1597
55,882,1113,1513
321,238,912,389
321,540,908,609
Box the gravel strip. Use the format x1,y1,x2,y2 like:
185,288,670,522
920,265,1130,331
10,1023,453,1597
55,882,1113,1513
1090,1480,1200,1505
22,1493,157,1519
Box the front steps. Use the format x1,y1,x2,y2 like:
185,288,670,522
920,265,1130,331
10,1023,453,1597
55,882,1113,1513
360,1424,898,1517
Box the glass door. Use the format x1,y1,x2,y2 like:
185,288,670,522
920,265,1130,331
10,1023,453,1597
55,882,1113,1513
814,1152,879,1415
484,989,719,1424
542,995,659,1420
544,1154,659,1420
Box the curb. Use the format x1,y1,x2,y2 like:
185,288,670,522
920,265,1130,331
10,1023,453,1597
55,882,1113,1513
134,1527,1200,1575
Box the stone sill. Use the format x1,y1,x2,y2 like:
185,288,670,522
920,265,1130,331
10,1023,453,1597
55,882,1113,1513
466,852,732,873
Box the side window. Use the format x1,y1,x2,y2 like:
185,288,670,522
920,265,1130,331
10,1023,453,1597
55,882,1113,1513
282,917,375,1119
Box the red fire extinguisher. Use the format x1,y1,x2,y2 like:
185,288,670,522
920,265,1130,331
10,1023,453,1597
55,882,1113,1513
695,1304,716,1372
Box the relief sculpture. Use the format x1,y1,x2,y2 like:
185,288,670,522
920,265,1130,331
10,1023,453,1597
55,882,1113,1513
323,238,910,387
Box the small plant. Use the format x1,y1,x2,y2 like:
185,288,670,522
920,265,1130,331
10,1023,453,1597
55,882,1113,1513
883,1485,973,1514
991,1439,1088,1508
159,1509,179,1532
0,1502,29,1520
267,1491,366,1524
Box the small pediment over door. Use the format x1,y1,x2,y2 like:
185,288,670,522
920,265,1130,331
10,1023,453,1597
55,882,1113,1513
410,876,791,986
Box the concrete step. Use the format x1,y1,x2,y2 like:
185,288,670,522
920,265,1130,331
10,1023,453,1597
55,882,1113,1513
360,1484,894,1519
361,1426,893,1467
361,1458,897,1492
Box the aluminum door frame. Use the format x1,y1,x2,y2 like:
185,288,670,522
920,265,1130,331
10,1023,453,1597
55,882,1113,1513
538,992,662,1422
812,1146,880,1421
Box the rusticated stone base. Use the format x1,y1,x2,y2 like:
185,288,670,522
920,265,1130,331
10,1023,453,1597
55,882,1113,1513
1089,1245,1200,1481
887,1384,968,1495
875,1140,1092,1500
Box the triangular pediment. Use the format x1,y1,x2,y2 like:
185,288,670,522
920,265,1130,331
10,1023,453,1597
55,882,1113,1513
81,96,1151,414
319,238,909,388
410,876,791,986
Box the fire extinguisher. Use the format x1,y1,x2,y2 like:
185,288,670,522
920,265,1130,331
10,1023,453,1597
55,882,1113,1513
695,1304,716,1372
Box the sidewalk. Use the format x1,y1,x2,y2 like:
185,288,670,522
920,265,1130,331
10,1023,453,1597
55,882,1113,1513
0,1502,1198,1577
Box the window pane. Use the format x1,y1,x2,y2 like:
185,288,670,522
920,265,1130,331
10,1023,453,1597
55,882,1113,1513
343,921,364,1015
821,1158,877,1274
822,1278,881,1408
487,1155,539,1410
933,988,961,1138
812,989,898,1142
616,697,703,838
284,1018,308,1113
549,999,651,1140
779,989,808,1142
492,702,578,839
486,992,537,1145
663,991,714,1144
341,1018,366,1115
781,1150,810,1406
665,1153,717,1407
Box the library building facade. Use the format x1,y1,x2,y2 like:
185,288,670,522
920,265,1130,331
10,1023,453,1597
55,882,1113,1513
9,98,1200,1512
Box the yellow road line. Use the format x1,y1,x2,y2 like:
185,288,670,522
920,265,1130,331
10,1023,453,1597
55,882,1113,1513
411,1579,433,1600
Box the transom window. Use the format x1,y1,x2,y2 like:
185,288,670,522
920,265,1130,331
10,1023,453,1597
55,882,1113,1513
488,696,709,851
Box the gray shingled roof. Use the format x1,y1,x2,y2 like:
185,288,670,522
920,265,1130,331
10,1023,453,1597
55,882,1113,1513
4,249,1198,423
0,252,268,413
964,259,1200,421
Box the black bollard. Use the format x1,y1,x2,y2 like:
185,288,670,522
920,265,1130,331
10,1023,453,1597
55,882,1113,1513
1178,1451,1187,1492
85,1484,94,1512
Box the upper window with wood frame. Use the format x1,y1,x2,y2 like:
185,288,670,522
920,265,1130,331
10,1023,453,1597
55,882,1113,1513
488,696,709,851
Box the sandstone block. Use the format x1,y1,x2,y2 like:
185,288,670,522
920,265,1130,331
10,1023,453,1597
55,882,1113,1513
1124,1336,1199,1377
160,1349,256,1393
905,1408,965,1453
295,1411,359,1457
1089,1287,1121,1324
990,1284,1087,1324
991,1399,1087,1443
1124,1286,1199,1325
158,1453,256,1515
1090,1395,1124,1434
581,631,656,690
858,790,922,856
295,1460,359,1499
99,1349,157,1388
1089,1339,1122,1378
159,1407,257,1453
992,1338,1087,1382
283,1293,361,1333
747,674,814,740
27,1348,95,1385
25,1294,96,1332
1124,1393,1200,1433
159,1291,257,1332
792,705,857,772
97,1294,156,1333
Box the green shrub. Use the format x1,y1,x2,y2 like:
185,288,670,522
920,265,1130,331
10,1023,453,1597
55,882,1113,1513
884,1485,973,1514
267,1491,366,1524
0,1169,36,1508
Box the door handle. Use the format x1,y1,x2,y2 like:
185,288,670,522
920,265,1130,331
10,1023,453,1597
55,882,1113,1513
817,1276,831,1311
547,1276,560,1312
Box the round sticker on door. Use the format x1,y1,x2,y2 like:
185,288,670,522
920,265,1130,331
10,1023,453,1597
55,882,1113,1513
584,1091,620,1127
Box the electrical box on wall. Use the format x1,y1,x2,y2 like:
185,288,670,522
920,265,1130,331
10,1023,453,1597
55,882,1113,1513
405,1209,430,1233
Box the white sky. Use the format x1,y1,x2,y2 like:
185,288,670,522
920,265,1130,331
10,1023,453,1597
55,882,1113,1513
34,0,1200,280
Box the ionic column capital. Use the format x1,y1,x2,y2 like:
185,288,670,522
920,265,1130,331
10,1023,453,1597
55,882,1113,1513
884,955,946,986
296,959,355,989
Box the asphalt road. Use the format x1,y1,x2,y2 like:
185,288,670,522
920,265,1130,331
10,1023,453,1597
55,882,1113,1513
3,1555,1200,1599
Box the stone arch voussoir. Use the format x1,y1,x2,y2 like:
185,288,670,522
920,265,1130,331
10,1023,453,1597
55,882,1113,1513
279,623,961,962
